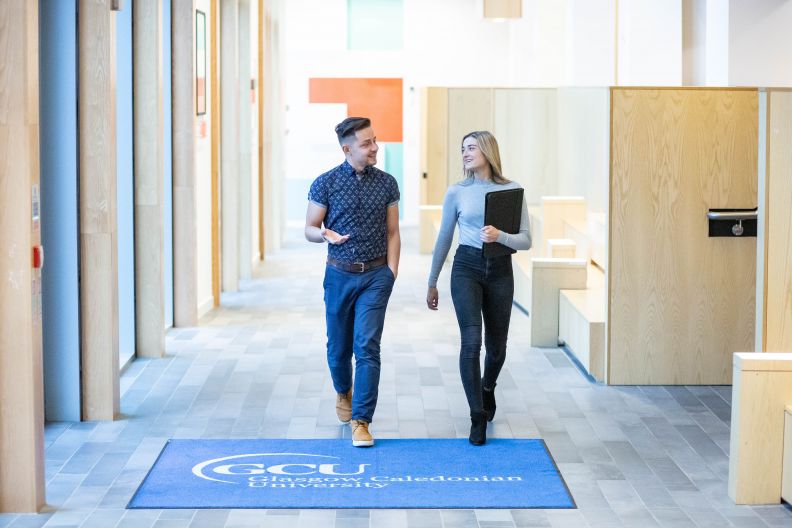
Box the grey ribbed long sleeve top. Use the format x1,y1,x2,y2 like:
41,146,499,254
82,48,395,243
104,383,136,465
428,179,532,288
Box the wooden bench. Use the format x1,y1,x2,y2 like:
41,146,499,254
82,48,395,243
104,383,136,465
419,205,443,254
563,214,607,271
539,196,586,255
512,207,542,309
558,275,606,381
529,258,587,347
547,238,576,258
728,353,792,504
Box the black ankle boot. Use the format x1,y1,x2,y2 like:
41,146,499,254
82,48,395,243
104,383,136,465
482,382,496,422
469,411,487,446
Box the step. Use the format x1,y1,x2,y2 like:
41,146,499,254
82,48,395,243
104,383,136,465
558,286,606,382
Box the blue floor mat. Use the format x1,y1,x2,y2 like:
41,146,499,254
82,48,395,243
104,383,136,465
128,438,575,509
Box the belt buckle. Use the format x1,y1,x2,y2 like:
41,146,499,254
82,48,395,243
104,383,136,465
351,261,365,273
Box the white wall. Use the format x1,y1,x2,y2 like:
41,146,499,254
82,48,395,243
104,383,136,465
509,0,568,86
705,0,729,85
618,0,683,85
566,0,617,86
681,0,729,86
729,0,792,86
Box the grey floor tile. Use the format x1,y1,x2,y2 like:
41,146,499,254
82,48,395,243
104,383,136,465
581,507,625,528
115,510,159,528
7,515,52,528
649,508,697,527
404,509,443,528
79,509,125,528
750,505,792,526
678,507,731,528
509,510,550,527
441,510,478,528
367,510,408,528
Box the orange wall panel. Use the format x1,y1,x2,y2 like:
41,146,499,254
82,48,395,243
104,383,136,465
309,78,403,142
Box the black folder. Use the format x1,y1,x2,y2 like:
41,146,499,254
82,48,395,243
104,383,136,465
483,188,524,258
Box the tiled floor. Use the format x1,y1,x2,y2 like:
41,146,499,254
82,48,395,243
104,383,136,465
3,228,791,527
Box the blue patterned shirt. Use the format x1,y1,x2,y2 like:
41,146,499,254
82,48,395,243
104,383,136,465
308,160,400,263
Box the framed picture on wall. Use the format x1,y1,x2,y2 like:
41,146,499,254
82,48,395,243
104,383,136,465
196,10,207,116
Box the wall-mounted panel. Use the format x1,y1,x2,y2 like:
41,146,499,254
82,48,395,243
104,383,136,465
447,88,493,187
556,88,610,213
383,142,404,219
609,88,758,384
493,88,556,204
309,77,403,143
763,90,792,351
420,87,447,205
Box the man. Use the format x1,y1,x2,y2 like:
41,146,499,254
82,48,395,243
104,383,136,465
305,117,401,447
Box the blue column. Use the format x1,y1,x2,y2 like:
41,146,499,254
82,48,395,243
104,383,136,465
40,0,81,421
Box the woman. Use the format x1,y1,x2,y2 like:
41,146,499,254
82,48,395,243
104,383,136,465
426,131,532,445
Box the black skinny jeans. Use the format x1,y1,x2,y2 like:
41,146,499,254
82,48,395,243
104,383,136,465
450,244,514,415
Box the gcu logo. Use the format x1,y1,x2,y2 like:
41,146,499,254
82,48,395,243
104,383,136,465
192,453,369,484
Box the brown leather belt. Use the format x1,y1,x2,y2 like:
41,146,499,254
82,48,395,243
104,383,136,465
327,255,387,273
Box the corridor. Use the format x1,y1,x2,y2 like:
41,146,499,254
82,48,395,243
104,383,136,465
4,230,790,528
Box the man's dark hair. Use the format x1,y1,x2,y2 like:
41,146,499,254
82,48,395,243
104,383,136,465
335,117,371,145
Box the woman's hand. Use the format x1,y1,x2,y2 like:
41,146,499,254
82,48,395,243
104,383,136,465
426,286,439,311
480,225,501,243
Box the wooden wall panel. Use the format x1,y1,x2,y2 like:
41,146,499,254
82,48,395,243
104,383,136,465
133,0,165,357
172,0,198,325
78,0,119,419
420,87,447,205
764,90,792,352
0,0,45,511
447,88,493,187
609,88,758,384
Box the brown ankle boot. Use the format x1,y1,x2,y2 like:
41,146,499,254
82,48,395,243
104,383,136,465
351,420,374,447
335,390,352,423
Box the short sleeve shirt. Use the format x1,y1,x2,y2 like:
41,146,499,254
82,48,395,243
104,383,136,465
308,160,400,263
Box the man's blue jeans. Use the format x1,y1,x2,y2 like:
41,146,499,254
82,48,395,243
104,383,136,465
323,263,395,423
450,245,513,415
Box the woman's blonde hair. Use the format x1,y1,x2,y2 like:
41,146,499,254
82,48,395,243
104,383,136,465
461,131,510,184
